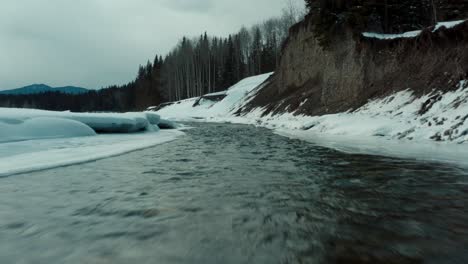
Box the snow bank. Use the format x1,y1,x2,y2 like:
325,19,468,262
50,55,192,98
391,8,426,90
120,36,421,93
235,81,468,144
156,73,468,166
0,130,184,177
0,108,183,176
0,108,183,177
276,129,468,168
0,108,164,134
209,73,272,115
0,117,96,143
156,72,273,121
155,98,212,121
363,19,466,39
235,82,468,165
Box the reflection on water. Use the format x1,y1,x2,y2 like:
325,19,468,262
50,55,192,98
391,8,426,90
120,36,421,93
0,123,467,263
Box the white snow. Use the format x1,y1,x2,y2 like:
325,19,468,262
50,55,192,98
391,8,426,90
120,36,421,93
203,91,227,97
433,20,466,31
156,74,468,167
234,81,468,144
156,97,211,121
0,117,96,143
276,129,468,168
157,73,273,121
0,108,162,133
0,130,183,177
363,19,466,39
0,108,183,177
362,30,422,40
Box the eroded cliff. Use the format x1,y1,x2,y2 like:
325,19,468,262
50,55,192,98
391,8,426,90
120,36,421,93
245,15,468,117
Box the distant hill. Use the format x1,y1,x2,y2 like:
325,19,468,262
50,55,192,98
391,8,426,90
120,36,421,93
0,84,89,95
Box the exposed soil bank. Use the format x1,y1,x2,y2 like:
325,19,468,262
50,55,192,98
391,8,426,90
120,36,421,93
245,18,468,117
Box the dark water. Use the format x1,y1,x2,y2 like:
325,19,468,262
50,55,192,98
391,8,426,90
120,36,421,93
1,123,468,264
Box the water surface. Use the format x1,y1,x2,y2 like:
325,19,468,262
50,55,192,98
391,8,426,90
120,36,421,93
1,123,467,263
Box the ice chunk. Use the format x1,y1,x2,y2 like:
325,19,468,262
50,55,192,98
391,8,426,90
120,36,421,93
144,112,161,125
0,108,166,134
0,117,96,143
65,115,142,133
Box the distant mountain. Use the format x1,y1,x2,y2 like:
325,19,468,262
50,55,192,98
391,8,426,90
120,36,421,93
0,84,89,95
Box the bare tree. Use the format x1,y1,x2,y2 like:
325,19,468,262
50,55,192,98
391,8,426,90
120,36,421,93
431,0,438,24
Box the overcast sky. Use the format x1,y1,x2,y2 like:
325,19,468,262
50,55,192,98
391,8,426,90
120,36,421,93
0,0,304,90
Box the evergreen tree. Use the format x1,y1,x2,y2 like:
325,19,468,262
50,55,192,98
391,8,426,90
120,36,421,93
251,27,263,75
222,35,236,88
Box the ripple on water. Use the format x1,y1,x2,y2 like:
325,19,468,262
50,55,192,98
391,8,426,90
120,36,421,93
0,123,467,263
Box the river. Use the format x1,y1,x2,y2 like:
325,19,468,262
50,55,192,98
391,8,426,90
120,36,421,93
1,123,467,263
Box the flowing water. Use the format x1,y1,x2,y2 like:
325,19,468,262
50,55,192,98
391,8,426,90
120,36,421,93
1,123,467,264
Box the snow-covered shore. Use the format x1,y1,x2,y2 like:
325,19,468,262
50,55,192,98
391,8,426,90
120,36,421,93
0,130,183,177
0,108,183,177
156,74,468,167
0,108,167,143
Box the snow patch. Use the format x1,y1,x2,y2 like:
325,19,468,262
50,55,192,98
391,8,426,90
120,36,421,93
362,30,421,40
433,20,466,31
363,19,466,39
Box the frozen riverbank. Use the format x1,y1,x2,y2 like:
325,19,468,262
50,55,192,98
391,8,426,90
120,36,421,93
155,74,468,166
0,108,182,177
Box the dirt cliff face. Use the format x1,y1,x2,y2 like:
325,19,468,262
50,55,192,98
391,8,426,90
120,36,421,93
245,19,468,117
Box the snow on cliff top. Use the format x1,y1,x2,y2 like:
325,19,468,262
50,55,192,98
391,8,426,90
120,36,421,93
362,30,421,40
362,19,466,40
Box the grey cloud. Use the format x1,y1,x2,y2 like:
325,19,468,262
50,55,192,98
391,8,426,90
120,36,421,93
163,0,214,12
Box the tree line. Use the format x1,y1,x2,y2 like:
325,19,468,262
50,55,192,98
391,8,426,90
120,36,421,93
0,58,164,112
